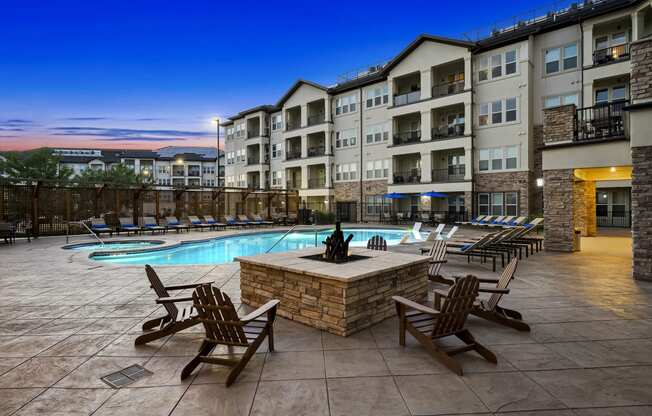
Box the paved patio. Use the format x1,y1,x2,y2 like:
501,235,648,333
1,227,651,415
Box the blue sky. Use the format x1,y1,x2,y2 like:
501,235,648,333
1,0,560,150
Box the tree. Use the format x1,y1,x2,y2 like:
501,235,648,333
74,163,149,186
0,148,72,182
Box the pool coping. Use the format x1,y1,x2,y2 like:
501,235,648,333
78,224,420,266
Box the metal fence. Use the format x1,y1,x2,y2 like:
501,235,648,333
0,179,299,237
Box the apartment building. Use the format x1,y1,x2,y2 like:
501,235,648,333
53,146,225,187
223,0,651,224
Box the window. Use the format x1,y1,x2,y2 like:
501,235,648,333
505,192,518,215
505,50,517,75
366,195,390,216
563,44,577,70
545,43,577,74
612,32,626,45
271,143,282,159
491,54,502,78
505,146,518,169
336,163,357,181
365,159,389,179
491,148,503,170
612,85,626,101
544,93,578,108
271,114,282,130
366,84,389,108
271,170,283,186
478,57,489,81
505,98,517,122
235,123,245,138
479,103,489,126
336,94,357,115
491,193,504,215
365,122,389,144
479,149,490,171
335,129,356,148
595,36,609,50
595,89,609,103
226,126,234,140
478,193,490,215
545,47,560,74
491,100,502,124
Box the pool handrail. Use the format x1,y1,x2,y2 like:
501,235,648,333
265,224,298,253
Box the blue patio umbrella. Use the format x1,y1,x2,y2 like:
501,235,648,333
383,192,408,199
420,191,448,198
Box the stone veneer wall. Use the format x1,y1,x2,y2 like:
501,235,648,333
543,169,575,251
542,105,576,144
630,38,652,281
584,181,597,237
474,171,533,216
531,125,545,215
334,180,387,222
632,146,652,281
240,261,428,336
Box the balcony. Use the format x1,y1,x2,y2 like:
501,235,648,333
574,101,629,142
593,44,630,66
307,147,326,157
431,166,465,183
286,180,302,190
286,149,302,160
247,130,261,139
432,124,465,140
307,113,325,126
307,177,326,189
247,157,260,165
393,130,421,146
393,169,421,184
432,80,464,98
393,91,420,107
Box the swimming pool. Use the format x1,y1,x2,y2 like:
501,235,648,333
91,228,425,265
64,241,164,251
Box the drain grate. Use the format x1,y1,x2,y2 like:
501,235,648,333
101,364,152,388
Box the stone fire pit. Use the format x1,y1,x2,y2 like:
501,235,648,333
236,247,429,336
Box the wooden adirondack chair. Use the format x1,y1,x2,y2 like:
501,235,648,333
135,265,206,345
445,257,530,332
425,240,451,284
367,235,388,251
181,284,279,386
393,275,496,375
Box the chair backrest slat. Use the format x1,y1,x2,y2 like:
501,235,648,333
145,265,178,319
486,257,518,311
367,235,387,251
428,240,447,277
193,284,248,346
432,275,478,337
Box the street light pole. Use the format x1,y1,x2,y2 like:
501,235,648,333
214,118,220,187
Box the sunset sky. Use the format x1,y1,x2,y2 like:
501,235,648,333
1,0,557,151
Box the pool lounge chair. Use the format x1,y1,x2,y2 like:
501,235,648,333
439,225,458,240
393,275,496,375
426,223,445,241
482,216,505,226
488,216,514,227
202,215,226,230
0,222,16,244
477,215,495,225
187,216,212,231
135,265,205,345
505,216,527,227
141,217,166,234
367,235,388,251
165,216,190,233
252,214,274,226
90,218,113,237
118,217,140,235
181,284,279,387
444,257,529,332
224,215,248,227
456,215,485,226
447,232,501,272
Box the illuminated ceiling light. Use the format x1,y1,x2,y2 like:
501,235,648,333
610,167,616,172
536,178,544,187
176,158,184,165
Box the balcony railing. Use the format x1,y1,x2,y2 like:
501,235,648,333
247,130,260,139
392,169,421,184
248,182,261,190
286,180,302,190
593,43,630,66
393,130,421,145
286,150,302,160
286,120,301,131
431,166,466,182
393,90,421,106
246,157,260,165
432,80,464,98
307,146,326,157
307,113,325,126
307,177,326,189
432,124,465,140
574,100,629,142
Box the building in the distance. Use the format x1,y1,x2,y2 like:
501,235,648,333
53,146,225,187
222,0,651,226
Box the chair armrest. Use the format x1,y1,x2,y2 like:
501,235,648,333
156,296,194,304
392,296,439,315
165,281,213,291
433,289,450,310
477,278,500,284
240,299,280,322
428,259,447,264
478,288,510,294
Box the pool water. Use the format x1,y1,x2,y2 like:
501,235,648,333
91,228,425,265
65,241,163,251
